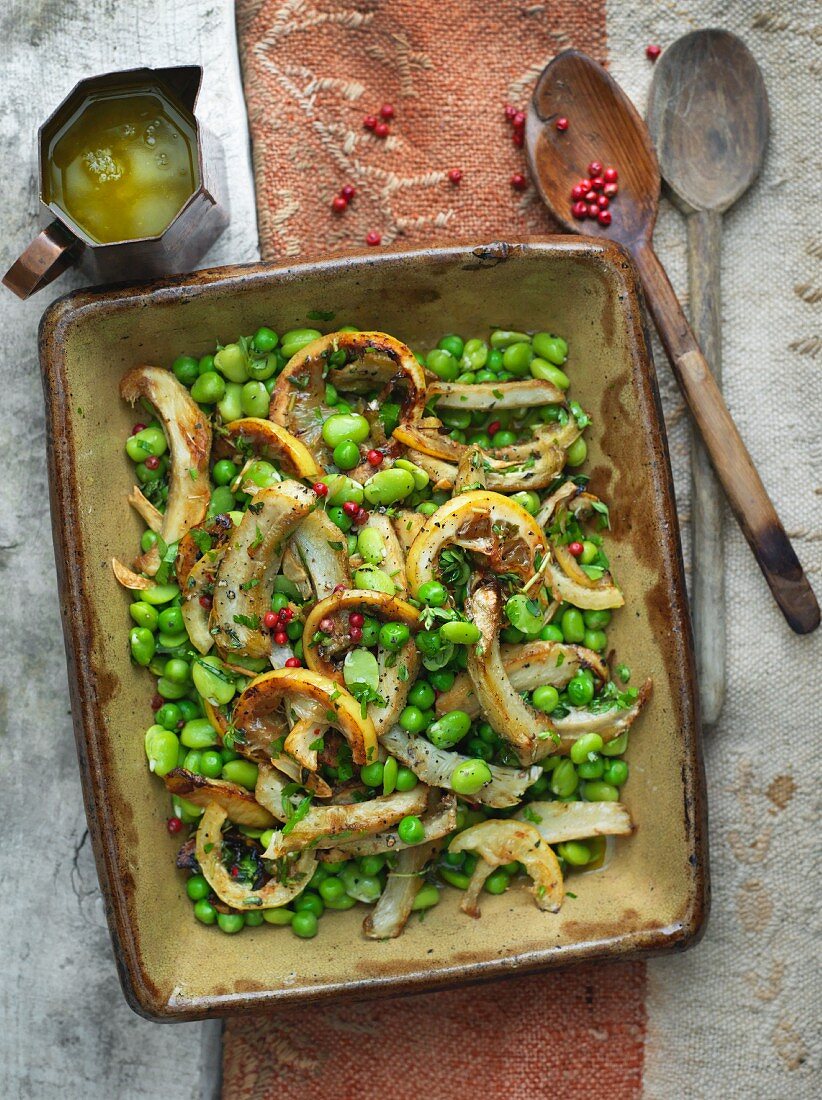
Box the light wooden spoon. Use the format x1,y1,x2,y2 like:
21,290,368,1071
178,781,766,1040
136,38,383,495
647,30,769,725
525,49,819,636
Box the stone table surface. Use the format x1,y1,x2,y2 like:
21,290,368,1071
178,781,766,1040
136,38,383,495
0,2,258,1097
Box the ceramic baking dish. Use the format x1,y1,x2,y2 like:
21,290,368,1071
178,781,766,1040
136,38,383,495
40,239,708,1021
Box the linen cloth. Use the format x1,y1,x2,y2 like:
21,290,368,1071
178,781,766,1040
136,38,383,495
226,1,821,1096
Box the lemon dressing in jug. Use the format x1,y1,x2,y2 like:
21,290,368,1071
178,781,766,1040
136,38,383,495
45,86,199,243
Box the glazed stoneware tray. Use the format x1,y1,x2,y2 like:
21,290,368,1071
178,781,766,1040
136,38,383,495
40,239,708,1021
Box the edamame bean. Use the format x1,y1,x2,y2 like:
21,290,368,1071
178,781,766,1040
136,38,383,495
327,505,352,532
319,474,364,506
322,413,370,448
183,750,203,775
217,381,244,423
363,468,416,506
439,620,480,645
484,869,511,895
145,726,180,776
489,330,530,348
379,621,410,651
280,328,322,359
502,342,533,376
579,540,598,565
240,380,270,417
222,759,259,790
157,675,188,700
450,758,492,795
561,608,586,644
244,910,265,926
532,333,568,364
180,718,219,750
344,648,379,693
557,840,591,866
578,755,604,779
247,353,278,381
550,758,579,798
603,759,629,786
582,780,620,802
158,606,183,634
566,437,588,467
530,358,570,389
382,756,398,796
353,566,395,594
245,459,280,488
540,623,564,642
191,371,227,405
411,882,441,910
583,609,612,630
130,601,159,630
427,710,471,748
393,458,429,490
262,908,294,925
440,407,472,430
357,526,385,565
130,627,156,666
584,629,607,652
460,338,488,371
570,732,605,764
214,343,249,382
192,656,236,705
505,594,544,635
340,865,382,902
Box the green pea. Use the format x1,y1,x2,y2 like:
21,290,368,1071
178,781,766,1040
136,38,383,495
439,407,472,431
477,722,496,744
194,899,217,925
583,609,612,630
532,684,560,713
560,608,586,644
192,657,236,705
357,525,385,565
238,380,269,417
408,681,435,709
382,756,398,796
180,718,219,750
178,699,202,721
320,474,364,507
426,348,459,381
363,468,416,506
332,440,360,470
217,381,244,423
584,629,608,652
505,593,544,636
162,658,189,685
129,601,159,631
144,726,180,776
262,908,294,925
317,876,345,904
157,606,183,634
395,766,418,792
379,621,410,651
199,749,223,779
221,746,240,763
140,530,159,554
327,505,352,532
439,620,480,645
172,355,199,386
550,758,579,798
570,733,604,764
190,371,227,405
532,332,568,364
280,328,322,359
484,869,511,895
474,370,495,383
294,892,325,918
392,458,429,492
557,840,591,866
489,330,530,348
360,616,380,646
185,873,210,901
322,413,370,449
270,592,290,613
217,912,245,934
360,761,384,788
324,893,358,911
603,759,629,786
399,706,427,734
222,759,259,790
577,540,597,565
214,343,249,383
439,868,471,890
125,426,168,462
438,334,465,359
183,749,203,775
130,627,156,667
353,566,395,595
398,815,425,845
253,326,279,353
582,780,620,802
567,670,595,707
502,342,533,377
427,710,471,749
415,630,442,657
492,429,517,448
417,580,447,607
340,865,382,903
509,491,541,515
197,354,215,375
450,758,492,795
566,437,588,467
529,357,570,389
466,738,493,762
155,703,182,731
428,669,455,692
242,910,264,927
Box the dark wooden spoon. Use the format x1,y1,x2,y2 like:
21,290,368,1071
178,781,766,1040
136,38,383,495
648,30,769,725
525,49,819,635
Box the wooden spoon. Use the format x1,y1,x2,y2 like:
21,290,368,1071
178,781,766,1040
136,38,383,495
647,30,769,726
525,50,819,636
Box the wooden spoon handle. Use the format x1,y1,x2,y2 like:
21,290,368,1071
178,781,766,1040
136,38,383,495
633,241,820,635
687,209,725,724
